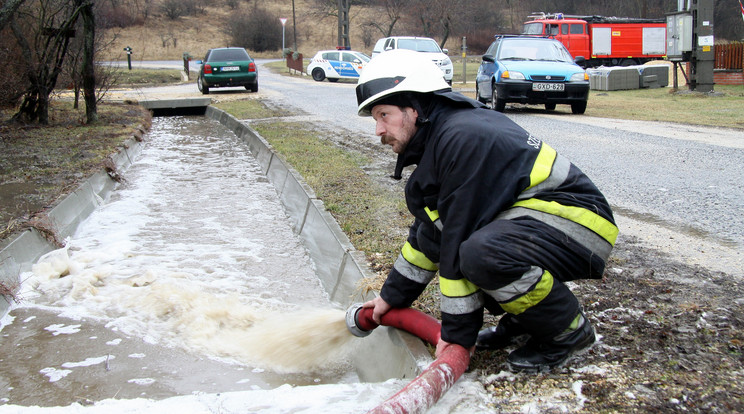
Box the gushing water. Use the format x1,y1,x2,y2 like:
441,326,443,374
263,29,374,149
232,309,354,373
0,116,360,407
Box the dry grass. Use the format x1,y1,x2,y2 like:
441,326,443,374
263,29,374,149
99,0,378,61
0,102,152,227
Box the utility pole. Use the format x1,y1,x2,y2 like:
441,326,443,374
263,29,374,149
337,0,350,49
666,0,715,92
292,0,297,51
689,0,715,92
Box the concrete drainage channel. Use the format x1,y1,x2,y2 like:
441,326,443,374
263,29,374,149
0,99,430,395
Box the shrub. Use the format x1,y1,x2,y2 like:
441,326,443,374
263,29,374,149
160,0,185,20
95,4,144,29
227,8,283,52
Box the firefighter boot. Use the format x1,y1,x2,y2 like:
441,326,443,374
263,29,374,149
506,311,595,372
475,314,529,351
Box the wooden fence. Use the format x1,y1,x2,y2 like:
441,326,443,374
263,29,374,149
715,42,743,70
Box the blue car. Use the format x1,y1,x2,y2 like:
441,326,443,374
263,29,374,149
307,50,370,82
475,36,589,114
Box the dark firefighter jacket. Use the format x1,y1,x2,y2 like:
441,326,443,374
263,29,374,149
378,91,618,347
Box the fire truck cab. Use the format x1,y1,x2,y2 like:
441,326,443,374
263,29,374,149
523,13,667,67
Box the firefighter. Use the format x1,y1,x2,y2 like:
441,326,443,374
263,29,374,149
358,49,618,372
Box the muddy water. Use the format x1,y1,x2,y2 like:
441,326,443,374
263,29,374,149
0,116,358,407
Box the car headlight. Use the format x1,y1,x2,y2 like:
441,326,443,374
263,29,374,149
570,72,589,82
502,71,525,80
442,57,452,66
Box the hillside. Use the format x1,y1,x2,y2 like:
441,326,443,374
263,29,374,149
100,0,384,61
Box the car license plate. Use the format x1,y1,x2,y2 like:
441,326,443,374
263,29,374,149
221,66,240,72
532,83,564,92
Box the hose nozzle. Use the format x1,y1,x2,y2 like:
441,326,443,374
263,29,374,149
345,303,375,337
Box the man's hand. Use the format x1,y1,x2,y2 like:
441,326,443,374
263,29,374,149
362,296,391,324
435,338,476,359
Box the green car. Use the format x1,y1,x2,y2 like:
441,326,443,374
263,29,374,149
197,47,258,94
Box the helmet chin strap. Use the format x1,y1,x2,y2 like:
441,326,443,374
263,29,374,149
405,93,431,127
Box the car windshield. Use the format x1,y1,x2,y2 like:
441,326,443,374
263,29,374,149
355,53,371,62
498,40,573,62
208,49,250,62
522,22,543,35
397,39,442,53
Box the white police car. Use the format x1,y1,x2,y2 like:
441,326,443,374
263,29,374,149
307,49,371,82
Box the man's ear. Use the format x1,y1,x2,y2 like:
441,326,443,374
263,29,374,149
406,107,418,119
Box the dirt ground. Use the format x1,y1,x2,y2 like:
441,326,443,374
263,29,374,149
2,96,743,412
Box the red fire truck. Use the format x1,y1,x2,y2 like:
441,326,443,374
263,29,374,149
523,13,667,67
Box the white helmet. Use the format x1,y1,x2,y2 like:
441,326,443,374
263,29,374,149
356,49,451,116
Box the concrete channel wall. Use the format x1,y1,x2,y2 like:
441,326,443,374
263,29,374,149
0,131,145,313
204,106,430,383
0,101,430,385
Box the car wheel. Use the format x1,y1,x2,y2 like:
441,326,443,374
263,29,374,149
312,68,326,82
571,101,587,114
198,76,209,95
545,103,556,111
491,83,506,112
246,82,258,92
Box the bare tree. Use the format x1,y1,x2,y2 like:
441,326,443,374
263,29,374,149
10,0,89,124
309,0,367,48
363,0,404,37
0,0,27,30
714,0,744,41
405,0,483,49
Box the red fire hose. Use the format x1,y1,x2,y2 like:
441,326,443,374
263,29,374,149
346,305,471,414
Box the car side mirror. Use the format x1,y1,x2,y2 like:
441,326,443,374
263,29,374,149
574,56,586,68
482,55,495,63
442,49,449,54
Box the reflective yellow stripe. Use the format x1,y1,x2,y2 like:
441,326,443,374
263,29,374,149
401,242,438,272
500,270,554,315
424,207,439,223
513,198,618,245
439,276,479,298
528,143,557,190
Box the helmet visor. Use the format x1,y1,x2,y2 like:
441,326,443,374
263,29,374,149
355,76,406,106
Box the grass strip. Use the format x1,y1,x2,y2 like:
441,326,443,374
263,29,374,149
250,121,409,257
214,99,292,120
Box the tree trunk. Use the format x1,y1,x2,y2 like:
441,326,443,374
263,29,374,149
73,84,80,109
80,0,97,124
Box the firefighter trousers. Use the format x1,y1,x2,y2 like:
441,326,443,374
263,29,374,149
459,216,607,340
